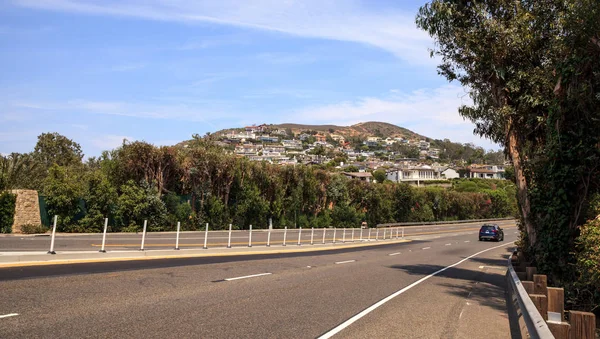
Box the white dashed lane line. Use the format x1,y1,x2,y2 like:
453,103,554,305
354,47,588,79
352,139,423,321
0,313,19,319
388,252,401,256
422,247,431,250
224,273,272,281
464,241,471,243
335,260,356,265
445,243,451,246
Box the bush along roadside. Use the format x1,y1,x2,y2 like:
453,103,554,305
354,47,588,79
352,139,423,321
0,191,17,233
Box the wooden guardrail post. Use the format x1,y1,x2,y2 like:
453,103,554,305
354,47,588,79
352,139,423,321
522,281,534,294
533,274,548,296
547,287,565,321
530,294,549,321
569,311,596,339
547,322,571,339
526,267,537,281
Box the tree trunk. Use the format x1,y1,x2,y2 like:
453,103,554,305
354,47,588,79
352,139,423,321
507,118,536,245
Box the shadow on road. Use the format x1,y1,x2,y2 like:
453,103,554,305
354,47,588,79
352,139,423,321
389,252,512,313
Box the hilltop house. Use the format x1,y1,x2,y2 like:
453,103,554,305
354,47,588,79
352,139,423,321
245,124,267,133
466,165,505,179
343,172,373,183
386,166,442,186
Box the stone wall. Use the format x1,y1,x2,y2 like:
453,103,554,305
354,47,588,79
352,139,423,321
10,190,41,234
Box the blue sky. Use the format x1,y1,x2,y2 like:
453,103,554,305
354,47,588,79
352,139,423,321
0,0,498,157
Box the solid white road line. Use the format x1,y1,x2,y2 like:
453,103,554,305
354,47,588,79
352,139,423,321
0,313,19,319
422,247,431,250
318,241,515,339
388,252,401,256
224,273,272,281
335,260,356,264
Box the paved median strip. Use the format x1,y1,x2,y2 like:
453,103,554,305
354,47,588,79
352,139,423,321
0,313,19,319
223,273,272,281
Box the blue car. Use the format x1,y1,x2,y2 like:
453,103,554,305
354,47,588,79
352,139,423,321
479,224,504,242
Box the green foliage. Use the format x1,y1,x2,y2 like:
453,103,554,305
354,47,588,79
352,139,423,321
78,170,118,232
20,224,49,234
43,165,84,231
570,218,600,315
0,191,16,234
116,180,168,231
372,170,387,184
33,132,83,169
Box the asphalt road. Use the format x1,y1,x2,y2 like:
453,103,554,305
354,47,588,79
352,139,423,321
0,223,519,338
0,220,515,252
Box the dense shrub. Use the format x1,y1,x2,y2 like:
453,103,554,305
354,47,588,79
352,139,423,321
0,191,17,234
568,218,600,318
20,224,49,234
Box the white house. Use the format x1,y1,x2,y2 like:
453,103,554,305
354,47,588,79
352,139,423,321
466,165,505,179
386,166,443,186
441,168,460,179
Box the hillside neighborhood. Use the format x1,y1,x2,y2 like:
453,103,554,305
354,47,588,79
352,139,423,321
206,122,508,185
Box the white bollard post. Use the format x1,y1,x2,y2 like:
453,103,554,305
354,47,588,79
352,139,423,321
297,227,302,246
368,228,372,240
203,223,209,249
174,221,181,250
402,227,405,239
376,228,379,241
48,215,58,254
322,228,326,244
342,228,346,243
267,227,272,247
99,217,108,253
333,227,337,244
383,228,386,240
359,227,363,241
310,227,314,245
248,224,253,247
140,220,148,251
283,227,287,246
227,224,232,248
351,228,355,242
396,227,399,239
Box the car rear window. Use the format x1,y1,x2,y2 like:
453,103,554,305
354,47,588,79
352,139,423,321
481,225,496,230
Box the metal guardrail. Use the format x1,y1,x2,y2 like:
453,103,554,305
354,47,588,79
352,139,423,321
377,217,515,228
506,254,554,339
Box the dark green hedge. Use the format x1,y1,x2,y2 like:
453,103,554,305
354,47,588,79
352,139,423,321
0,191,17,233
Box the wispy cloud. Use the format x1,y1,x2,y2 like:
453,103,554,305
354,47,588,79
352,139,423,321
12,0,434,65
254,53,317,65
91,134,132,150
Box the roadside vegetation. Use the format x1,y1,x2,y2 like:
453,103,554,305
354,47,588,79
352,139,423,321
0,133,515,233
417,0,600,317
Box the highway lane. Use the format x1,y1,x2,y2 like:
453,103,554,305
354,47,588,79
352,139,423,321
0,224,518,338
0,220,515,252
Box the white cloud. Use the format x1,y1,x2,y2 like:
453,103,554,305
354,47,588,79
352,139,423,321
281,84,500,149
13,0,434,65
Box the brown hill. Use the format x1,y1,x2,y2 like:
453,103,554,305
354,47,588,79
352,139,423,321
273,121,425,140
